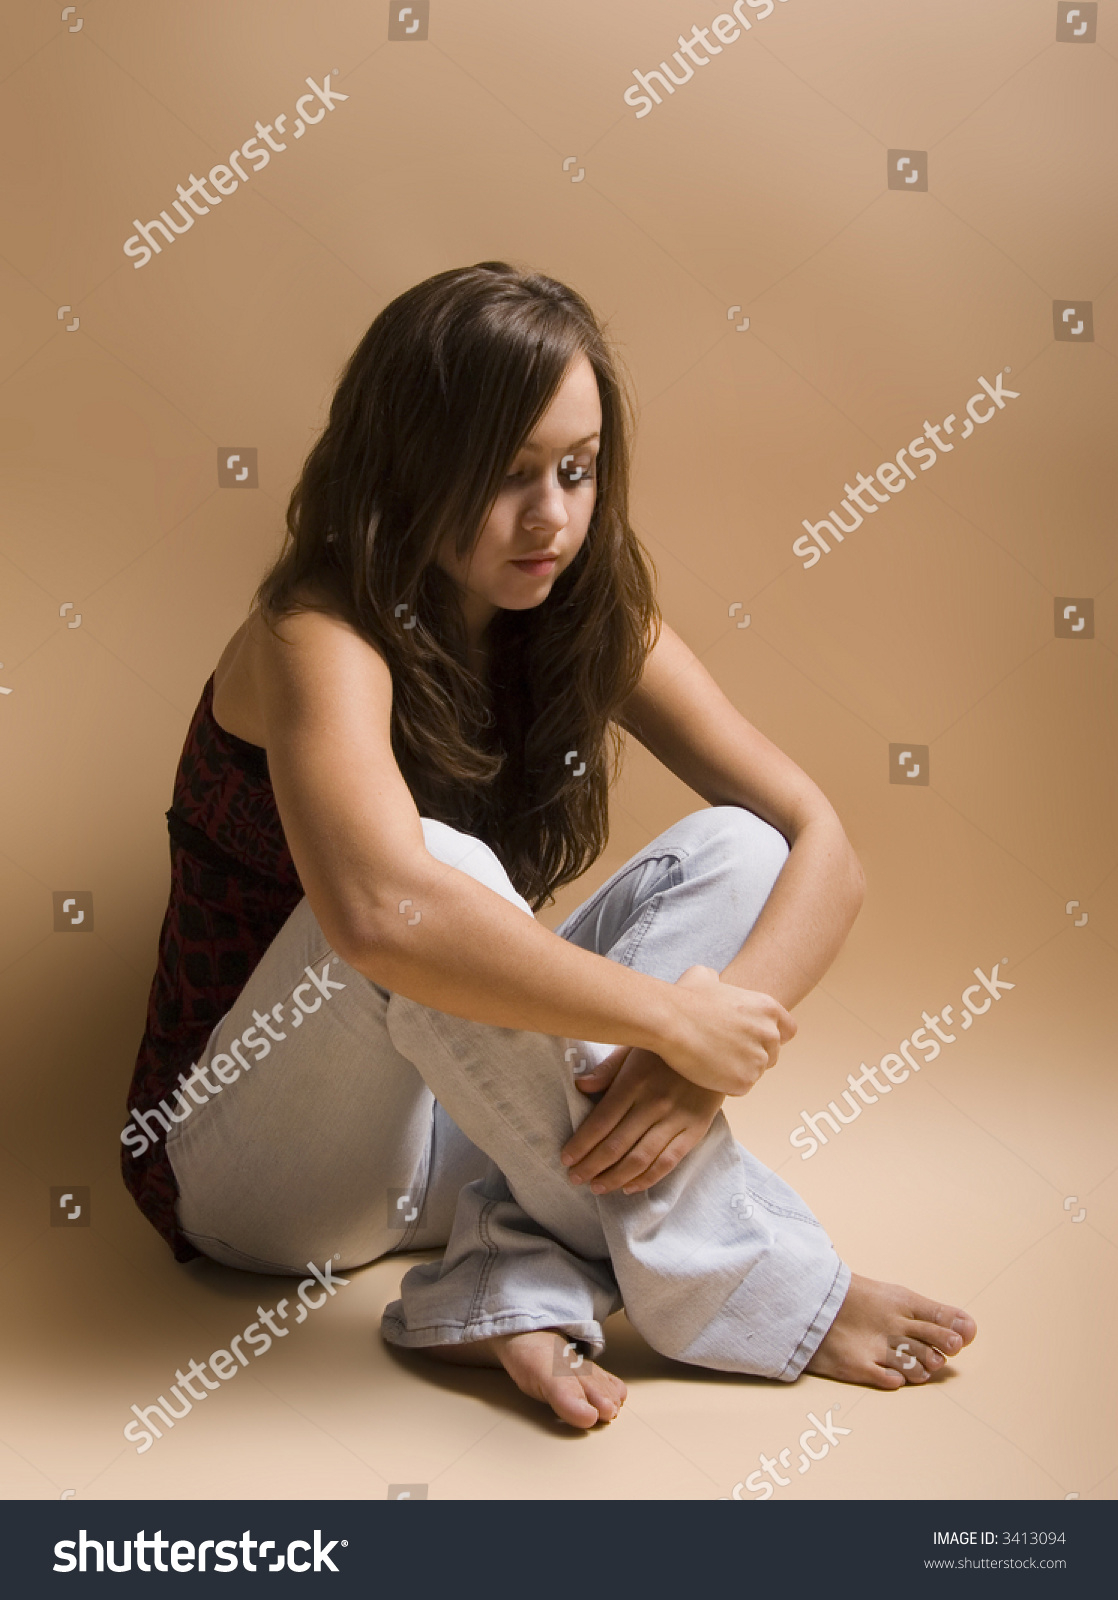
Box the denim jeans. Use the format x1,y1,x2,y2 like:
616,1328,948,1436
166,805,851,1381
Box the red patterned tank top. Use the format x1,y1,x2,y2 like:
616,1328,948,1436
122,672,304,1261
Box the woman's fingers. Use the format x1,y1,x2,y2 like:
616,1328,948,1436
561,1044,722,1190
580,1122,684,1194
563,1104,671,1187
620,1129,696,1194
560,1084,635,1171
774,998,797,1045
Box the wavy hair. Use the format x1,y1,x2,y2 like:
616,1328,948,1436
253,261,661,911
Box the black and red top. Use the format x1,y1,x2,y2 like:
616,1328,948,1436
122,673,304,1261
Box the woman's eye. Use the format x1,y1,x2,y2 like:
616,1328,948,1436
504,463,596,485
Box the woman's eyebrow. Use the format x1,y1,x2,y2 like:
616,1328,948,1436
519,432,601,453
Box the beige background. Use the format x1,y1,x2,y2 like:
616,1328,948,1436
1,0,1115,1500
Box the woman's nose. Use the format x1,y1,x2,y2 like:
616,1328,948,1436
525,474,569,528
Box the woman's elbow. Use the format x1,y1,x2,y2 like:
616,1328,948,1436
846,845,867,913
306,887,402,978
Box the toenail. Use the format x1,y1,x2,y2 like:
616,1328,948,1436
945,1333,961,1350
951,1318,968,1334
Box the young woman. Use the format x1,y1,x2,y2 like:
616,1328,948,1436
122,261,976,1430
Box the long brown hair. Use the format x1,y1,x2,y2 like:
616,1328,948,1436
253,261,661,911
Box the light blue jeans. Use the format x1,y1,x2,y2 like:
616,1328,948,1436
166,806,850,1381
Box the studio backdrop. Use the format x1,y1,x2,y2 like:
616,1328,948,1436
0,0,1114,1503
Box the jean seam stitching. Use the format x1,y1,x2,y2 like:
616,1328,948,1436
558,849,690,944
464,1197,502,1329
390,1002,602,1217
174,1228,307,1276
614,894,662,968
743,1184,825,1225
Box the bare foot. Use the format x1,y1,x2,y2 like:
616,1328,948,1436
425,1328,627,1429
806,1272,977,1388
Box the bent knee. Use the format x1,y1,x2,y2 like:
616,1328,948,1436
714,803,789,850
680,805,790,883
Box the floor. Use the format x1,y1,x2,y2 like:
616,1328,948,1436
4,719,1116,1499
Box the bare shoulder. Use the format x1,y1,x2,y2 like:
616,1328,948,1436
213,586,391,747
613,617,686,733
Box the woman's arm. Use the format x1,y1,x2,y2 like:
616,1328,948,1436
719,812,864,1009
557,626,865,1194
250,607,791,1097
616,622,866,1008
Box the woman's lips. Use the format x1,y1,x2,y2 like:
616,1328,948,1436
510,556,558,576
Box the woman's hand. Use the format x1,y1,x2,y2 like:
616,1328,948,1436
558,965,795,1193
659,964,796,1094
559,1045,726,1195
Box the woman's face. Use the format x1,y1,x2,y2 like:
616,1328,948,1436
435,352,602,648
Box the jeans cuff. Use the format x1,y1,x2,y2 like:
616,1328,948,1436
777,1256,852,1382
377,1175,622,1364
380,1301,608,1361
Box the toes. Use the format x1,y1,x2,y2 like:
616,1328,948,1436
576,1362,627,1422
935,1307,977,1347
587,1364,627,1405
542,1377,601,1429
888,1336,948,1381
908,1317,966,1358
490,1333,627,1429
883,1340,931,1382
581,1388,620,1422
910,1295,977,1348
